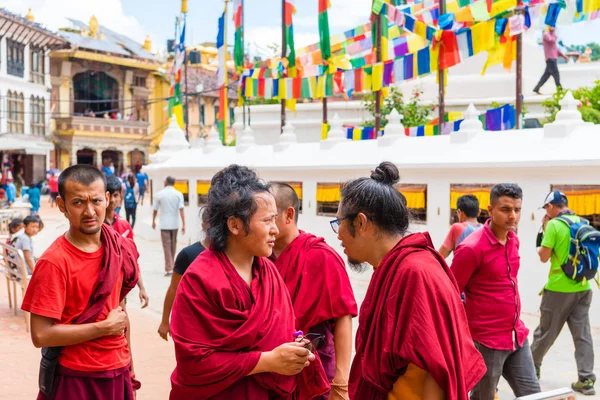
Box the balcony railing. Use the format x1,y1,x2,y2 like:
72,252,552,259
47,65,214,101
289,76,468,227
7,61,24,78
54,116,150,136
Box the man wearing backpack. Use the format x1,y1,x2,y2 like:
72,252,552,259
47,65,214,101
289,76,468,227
532,190,596,395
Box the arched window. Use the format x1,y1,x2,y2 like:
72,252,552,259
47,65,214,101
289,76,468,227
31,96,46,135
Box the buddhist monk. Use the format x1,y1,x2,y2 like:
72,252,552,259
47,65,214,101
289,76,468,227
270,182,358,400
332,162,487,400
21,165,140,400
169,164,329,400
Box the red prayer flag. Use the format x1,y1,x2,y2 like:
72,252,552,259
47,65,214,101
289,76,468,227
354,68,364,92
293,77,302,98
440,31,460,70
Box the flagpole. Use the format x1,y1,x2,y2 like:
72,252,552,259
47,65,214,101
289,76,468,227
182,0,189,139
516,4,523,129
224,0,230,144
242,0,246,129
281,0,287,133
438,0,446,134
374,12,382,134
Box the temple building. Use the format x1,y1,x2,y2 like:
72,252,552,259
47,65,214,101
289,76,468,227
50,16,170,174
0,8,67,188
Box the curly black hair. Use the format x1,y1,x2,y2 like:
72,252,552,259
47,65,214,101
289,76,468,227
340,161,409,237
203,165,271,252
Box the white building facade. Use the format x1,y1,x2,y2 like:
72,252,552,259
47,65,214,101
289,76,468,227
0,9,66,186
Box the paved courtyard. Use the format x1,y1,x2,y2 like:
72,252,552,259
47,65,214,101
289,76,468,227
1,198,600,399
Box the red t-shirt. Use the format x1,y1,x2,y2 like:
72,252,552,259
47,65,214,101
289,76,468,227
111,214,134,240
48,176,58,193
21,235,130,372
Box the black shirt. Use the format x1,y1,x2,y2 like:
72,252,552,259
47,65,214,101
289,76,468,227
173,242,206,275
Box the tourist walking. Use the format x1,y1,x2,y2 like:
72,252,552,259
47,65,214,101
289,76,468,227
152,176,185,276
533,26,569,95
124,175,138,229
136,169,149,205
439,194,482,258
532,190,596,395
333,162,485,400
451,184,541,400
21,165,140,400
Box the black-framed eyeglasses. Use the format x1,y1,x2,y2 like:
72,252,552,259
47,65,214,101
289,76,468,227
330,216,347,234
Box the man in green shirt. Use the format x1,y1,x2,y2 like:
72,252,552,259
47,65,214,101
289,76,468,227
532,190,595,395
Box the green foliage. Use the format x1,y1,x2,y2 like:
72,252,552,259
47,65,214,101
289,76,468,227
567,43,600,62
362,87,435,128
246,98,280,105
543,81,600,124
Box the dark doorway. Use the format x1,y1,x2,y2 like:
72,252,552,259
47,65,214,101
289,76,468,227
77,149,95,165
73,71,119,117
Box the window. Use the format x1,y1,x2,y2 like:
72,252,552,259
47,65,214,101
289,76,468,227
7,91,25,133
30,48,45,84
317,183,341,217
7,39,25,78
551,185,600,229
197,180,210,207
174,180,189,206
398,184,427,224
30,96,46,135
134,76,146,88
449,184,494,225
273,182,303,214
200,104,205,126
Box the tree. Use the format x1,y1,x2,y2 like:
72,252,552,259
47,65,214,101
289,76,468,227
362,87,435,128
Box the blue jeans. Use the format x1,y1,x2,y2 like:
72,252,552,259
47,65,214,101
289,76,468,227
470,339,541,400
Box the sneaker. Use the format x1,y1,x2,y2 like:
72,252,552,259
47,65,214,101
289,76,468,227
572,378,596,395
535,365,541,380
534,90,542,95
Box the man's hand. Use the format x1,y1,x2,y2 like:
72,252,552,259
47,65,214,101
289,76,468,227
158,322,170,341
99,307,128,336
266,342,315,376
139,288,149,309
562,54,569,61
181,224,186,235
152,221,156,230
542,214,551,231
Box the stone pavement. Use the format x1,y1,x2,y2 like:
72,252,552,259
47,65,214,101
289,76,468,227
1,198,599,399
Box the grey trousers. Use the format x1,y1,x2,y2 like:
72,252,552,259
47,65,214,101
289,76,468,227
470,339,541,400
531,289,595,381
160,229,178,272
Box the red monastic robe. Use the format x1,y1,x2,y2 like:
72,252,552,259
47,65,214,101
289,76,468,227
170,249,329,400
349,233,486,400
274,231,358,390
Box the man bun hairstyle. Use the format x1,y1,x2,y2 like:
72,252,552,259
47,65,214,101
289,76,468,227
58,164,107,199
341,161,409,236
203,165,271,252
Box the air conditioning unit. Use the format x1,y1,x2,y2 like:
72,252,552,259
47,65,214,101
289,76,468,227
188,50,201,65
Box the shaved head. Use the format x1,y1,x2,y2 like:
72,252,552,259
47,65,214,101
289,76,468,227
271,182,300,224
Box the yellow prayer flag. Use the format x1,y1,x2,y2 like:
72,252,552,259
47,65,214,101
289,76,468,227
414,21,427,40
372,63,384,92
279,79,287,99
389,25,401,40
430,45,439,73
381,36,389,61
407,35,427,53
481,20,496,52
446,0,460,13
321,123,329,140
286,99,296,113
364,70,372,92
353,128,361,141
491,0,517,17
425,125,435,136
454,6,474,22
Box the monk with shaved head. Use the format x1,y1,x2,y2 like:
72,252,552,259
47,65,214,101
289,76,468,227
271,182,358,400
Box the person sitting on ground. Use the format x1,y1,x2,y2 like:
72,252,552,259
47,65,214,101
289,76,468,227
14,215,42,275
439,194,482,259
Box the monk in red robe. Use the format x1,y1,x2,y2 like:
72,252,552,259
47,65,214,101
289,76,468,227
270,183,357,400
332,162,486,400
170,165,329,400
21,165,139,400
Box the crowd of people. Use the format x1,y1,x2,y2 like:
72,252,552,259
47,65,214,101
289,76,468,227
11,161,597,400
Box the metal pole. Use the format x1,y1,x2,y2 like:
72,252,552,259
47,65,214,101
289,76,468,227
184,48,189,140
438,0,446,133
516,8,523,129
374,12,382,134
281,0,286,133
242,0,246,129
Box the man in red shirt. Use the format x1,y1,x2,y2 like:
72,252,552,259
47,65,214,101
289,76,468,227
451,184,541,399
533,26,568,95
21,164,140,400
105,175,149,308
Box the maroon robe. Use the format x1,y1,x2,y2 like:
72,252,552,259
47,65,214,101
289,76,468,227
349,233,486,400
274,231,358,391
170,249,329,400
